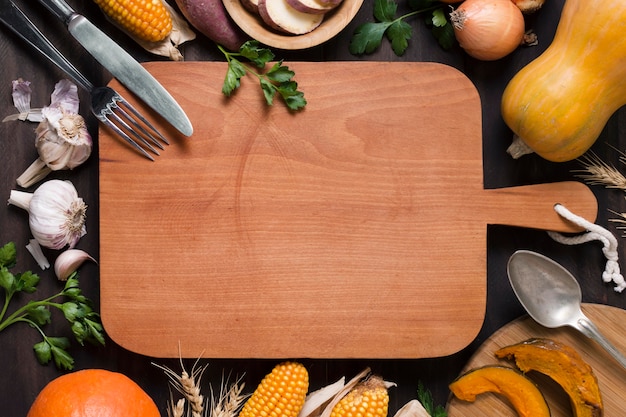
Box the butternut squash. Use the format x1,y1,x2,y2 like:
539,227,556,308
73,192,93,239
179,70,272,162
449,365,551,417
501,0,626,162
496,338,603,417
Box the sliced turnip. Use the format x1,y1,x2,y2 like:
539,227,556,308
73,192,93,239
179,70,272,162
258,0,324,35
286,0,336,14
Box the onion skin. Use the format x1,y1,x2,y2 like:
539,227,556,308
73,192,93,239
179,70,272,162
450,0,525,61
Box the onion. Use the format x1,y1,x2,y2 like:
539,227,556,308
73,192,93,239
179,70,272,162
450,0,526,61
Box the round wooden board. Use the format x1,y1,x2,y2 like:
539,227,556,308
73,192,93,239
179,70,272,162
446,303,626,416
222,0,364,49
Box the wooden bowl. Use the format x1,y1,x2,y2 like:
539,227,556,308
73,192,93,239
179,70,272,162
222,0,364,50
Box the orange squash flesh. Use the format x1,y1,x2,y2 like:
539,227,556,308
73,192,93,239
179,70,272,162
496,338,603,417
449,365,551,417
500,0,626,162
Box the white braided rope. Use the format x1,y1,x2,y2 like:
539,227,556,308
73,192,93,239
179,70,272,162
547,204,626,292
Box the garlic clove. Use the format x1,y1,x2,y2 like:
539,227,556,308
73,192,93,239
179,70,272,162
25,239,50,270
16,158,53,188
54,248,96,281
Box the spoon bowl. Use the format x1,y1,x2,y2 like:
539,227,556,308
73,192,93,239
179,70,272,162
507,250,626,369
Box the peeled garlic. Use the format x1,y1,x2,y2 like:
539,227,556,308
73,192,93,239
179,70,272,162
8,179,87,250
16,80,92,188
54,249,96,281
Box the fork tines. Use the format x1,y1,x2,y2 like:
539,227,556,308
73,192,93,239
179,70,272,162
94,88,169,161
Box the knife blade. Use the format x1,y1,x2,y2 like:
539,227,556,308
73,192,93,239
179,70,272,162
34,0,193,137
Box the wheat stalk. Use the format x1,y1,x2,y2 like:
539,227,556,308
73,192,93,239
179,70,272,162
575,152,626,190
154,355,207,417
209,372,249,417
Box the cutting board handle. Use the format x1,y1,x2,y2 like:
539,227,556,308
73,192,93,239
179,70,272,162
483,181,597,233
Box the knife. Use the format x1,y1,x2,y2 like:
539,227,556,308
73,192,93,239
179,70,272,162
33,0,193,137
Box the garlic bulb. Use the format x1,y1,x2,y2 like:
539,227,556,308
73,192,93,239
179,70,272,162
8,179,87,250
54,249,96,281
16,80,92,188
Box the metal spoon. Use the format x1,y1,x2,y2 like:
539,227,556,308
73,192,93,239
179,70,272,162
507,249,626,369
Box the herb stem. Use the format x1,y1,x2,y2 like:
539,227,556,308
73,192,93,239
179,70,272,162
0,293,62,332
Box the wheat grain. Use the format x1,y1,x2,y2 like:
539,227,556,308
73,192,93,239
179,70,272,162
210,372,248,417
575,152,626,190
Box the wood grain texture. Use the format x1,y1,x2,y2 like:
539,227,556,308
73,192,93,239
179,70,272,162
446,303,626,416
99,62,597,359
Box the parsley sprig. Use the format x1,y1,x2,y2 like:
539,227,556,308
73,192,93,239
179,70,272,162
0,242,105,370
350,0,455,56
417,381,447,417
219,41,307,111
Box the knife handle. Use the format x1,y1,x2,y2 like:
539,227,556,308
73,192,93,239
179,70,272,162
34,0,75,25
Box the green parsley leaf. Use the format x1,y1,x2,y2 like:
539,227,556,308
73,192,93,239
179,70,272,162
26,304,51,326
16,271,40,293
387,20,413,56
374,0,398,21
350,22,392,55
0,267,15,293
218,42,306,110
0,242,16,268
417,381,447,417
350,0,455,56
0,243,104,370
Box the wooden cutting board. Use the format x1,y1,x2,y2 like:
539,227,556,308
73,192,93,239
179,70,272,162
99,62,597,359
447,304,626,416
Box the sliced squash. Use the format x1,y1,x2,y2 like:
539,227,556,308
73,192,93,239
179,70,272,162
449,365,551,417
496,338,603,417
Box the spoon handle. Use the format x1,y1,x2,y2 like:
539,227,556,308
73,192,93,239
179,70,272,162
577,317,626,370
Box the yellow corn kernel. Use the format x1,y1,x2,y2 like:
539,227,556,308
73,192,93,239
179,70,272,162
93,0,173,42
240,362,309,417
330,376,389,417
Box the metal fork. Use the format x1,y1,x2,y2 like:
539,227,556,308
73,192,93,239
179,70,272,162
0,0,168,160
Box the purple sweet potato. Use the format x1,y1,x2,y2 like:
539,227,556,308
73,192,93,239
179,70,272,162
175,0,250,51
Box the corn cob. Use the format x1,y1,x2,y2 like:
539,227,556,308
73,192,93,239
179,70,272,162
330,376,389,417
93,0,173,43
239,362,309,417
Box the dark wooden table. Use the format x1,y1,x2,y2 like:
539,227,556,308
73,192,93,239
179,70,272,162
1,0,625,415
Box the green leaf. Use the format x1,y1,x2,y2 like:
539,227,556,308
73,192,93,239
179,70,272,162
240,41,275,67
350,22,392,55
417,381,447,417
61,302,83,323
50,342,74,370
431,21,456,50
223,59,248,96
25,304,51,326
266,62,295,83
259,78,277,106
374,0,398,22
0,242,16,268
16,271,40,293
431,8,448,27
276,81,307,111
0,267,15,292
387,20,413,56
33,340,52,364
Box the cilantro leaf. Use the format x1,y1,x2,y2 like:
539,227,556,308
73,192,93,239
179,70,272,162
0,267,15,293
16,271,40,293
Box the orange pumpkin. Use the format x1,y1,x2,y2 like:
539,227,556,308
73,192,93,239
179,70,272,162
27,369,161,417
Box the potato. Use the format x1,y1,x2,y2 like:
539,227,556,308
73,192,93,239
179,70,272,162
258,0,324,34
175,0,250,51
